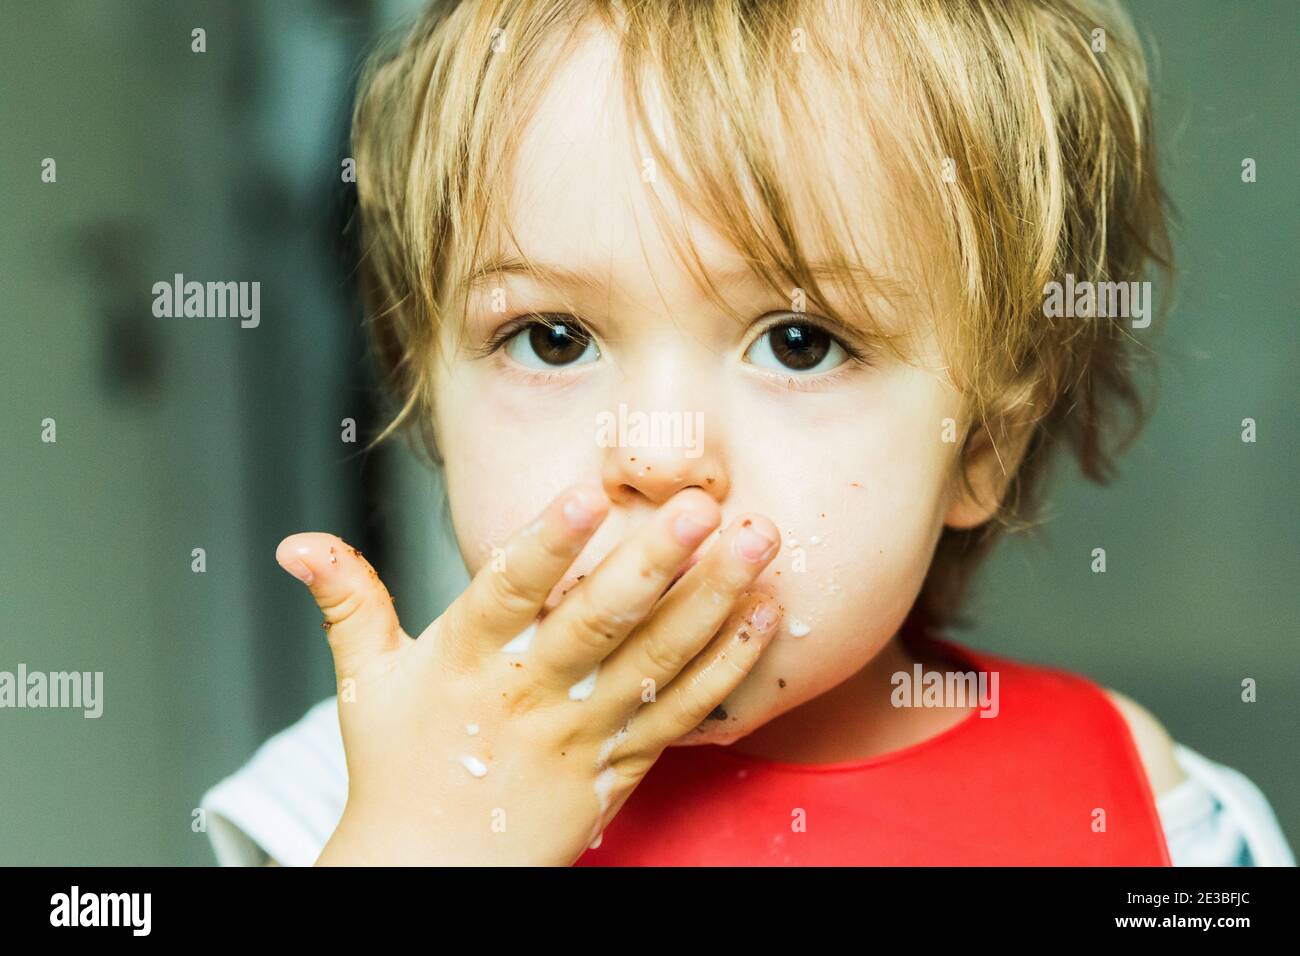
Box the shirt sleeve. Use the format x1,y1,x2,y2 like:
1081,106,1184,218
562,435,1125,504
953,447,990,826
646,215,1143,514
1157,742,1296,867
199,696,348,866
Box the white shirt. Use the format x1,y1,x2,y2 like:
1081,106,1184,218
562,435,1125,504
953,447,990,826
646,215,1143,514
199,696,1296,867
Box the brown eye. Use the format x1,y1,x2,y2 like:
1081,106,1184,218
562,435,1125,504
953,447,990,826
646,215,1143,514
769,323,829,370
746,321,845,373
503,316,598,369
529,322,588,364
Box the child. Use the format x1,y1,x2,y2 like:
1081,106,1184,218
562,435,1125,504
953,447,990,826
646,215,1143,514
201,0,1293,865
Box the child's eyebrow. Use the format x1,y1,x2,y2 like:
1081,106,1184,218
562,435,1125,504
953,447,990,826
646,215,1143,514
457,252,913,349
457,255,608,296
457,254,904,304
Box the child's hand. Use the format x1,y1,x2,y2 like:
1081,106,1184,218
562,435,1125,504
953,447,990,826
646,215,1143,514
274,485,782,865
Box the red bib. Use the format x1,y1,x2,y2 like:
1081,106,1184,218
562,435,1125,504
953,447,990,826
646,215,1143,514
575,624,1171,865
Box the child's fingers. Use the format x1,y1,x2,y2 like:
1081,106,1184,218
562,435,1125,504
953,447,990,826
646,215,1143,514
627,597,781,750
433,483,610,660
275,532,402,680
527,488,720,685
594,513,779,705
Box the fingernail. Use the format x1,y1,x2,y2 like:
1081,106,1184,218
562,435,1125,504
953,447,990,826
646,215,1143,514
748,602,778,631
673,511,713,547
735,524,777,562
278,557,314,585
562,488,603,530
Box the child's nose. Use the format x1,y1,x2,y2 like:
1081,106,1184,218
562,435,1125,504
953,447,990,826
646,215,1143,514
596,407,729,508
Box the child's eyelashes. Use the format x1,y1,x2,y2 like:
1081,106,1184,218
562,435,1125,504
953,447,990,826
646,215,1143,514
742,313,869,376
473,313,600,370
470,310,871,388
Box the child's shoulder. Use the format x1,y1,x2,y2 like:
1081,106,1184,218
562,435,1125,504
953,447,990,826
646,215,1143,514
1098,687,1294,864
1099,687,1189,799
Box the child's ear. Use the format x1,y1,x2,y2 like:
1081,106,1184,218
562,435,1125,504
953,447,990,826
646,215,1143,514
943,415,1037,530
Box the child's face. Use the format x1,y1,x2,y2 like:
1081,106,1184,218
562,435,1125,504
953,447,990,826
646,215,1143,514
432,32,973,745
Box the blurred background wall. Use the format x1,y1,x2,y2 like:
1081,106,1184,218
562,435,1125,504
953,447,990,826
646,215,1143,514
0,0,1294,864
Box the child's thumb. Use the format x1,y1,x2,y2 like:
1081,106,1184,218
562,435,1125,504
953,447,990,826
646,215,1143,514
275,532,402,679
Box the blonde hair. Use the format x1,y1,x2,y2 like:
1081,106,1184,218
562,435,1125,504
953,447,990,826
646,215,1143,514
351,0,1173,630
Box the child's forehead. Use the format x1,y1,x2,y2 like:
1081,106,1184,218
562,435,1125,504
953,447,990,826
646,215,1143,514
484,26,936,323
498,31,679,275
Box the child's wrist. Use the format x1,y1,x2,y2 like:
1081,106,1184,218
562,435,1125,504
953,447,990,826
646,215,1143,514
315,803,451,866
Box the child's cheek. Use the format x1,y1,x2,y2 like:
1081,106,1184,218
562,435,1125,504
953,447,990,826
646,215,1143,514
440,379,602,577
674,395,955,745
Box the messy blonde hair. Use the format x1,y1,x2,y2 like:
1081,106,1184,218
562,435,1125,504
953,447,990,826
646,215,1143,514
351,0,1172,630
